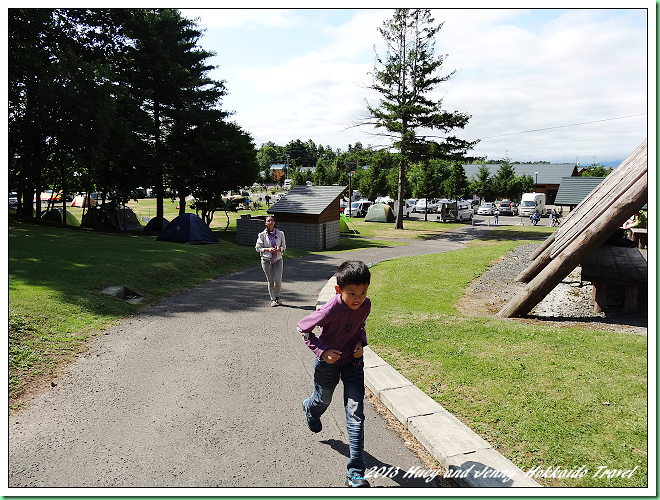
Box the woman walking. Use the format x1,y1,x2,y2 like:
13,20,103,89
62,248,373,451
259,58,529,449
255,215,287,306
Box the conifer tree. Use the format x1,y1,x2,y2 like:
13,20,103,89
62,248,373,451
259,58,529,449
363,9,478,228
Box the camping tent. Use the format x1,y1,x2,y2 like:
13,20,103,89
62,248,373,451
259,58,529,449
81,204,142,231
364,203,395,223
40,208,81,227
340,213,359,233
144,217,169,232
156,213,219,244
71,193,97,208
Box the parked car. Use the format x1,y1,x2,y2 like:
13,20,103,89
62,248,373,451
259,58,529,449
33,190,62,204
348,200,372,217
9,192,18,207
437,199,473,222
477,202,497,215
390,198,415,218
470,200,481,213
519,193,546,216
404,199,417,216
498,200,517,216
414,198,439,213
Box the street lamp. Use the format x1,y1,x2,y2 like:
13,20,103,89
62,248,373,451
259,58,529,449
534,171,539,187
348,170,354,217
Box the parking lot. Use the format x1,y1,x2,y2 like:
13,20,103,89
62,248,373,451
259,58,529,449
406,210,563,227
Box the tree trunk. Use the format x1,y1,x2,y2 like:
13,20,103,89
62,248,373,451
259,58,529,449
395,157,405,229
179,194,186,215
61,159,67,226
154,99,164,231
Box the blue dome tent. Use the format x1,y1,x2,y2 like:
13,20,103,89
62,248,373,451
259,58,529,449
156,213,219,244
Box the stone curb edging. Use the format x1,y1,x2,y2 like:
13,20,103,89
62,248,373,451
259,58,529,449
316,276,541,488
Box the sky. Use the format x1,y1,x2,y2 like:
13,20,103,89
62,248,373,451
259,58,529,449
179,6,654,165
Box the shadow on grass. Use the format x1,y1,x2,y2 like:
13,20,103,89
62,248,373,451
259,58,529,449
333,236,407,251
475,228,555,242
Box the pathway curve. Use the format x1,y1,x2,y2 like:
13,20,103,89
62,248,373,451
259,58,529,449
9,225,493,489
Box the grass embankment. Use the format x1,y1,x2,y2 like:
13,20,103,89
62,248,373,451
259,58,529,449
366,233,647,488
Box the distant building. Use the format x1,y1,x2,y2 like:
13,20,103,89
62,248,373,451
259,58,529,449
462,163,579,204
554,176,606,210
236,185,347,251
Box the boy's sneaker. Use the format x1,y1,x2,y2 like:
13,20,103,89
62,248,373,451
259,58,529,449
270,300,278,307
302,399,322,433
345,473,370,488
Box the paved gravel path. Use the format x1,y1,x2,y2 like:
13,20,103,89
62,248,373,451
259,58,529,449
9,225,493,490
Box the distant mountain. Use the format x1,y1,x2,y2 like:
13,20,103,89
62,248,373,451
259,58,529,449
578,160,622,168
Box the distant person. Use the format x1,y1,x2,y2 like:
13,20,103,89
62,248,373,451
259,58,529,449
623,214,639,230
265,194,271,207
255,215,286,306
493,208,499,225
297,260,372,488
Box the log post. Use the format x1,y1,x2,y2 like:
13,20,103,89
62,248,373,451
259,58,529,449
529,232,555,260
517,244,555,283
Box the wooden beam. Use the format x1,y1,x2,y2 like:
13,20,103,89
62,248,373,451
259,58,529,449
498,172,648,318
529,232,555,260
516,139,646,283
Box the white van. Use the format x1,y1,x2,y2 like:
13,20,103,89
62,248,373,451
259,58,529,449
393,199,415,218
283,179,292,191
519,193,546,216
348,200,372,218
438,199,473,222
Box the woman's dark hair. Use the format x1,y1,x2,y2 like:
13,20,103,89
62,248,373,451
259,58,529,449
335,260,370,288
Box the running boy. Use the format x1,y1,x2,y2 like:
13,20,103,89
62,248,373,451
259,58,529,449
298,260,371,488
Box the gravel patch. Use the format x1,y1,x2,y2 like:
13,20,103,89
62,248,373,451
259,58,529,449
462,243,648,335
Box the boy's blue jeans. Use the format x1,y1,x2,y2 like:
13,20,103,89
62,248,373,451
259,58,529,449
307,356,365,476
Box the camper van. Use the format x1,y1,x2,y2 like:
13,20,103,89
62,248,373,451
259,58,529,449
283,179,293,191
519,193,546,216
437,199,473,222
394,199,415,218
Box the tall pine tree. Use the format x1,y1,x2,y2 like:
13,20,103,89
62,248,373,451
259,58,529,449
363,9,478,228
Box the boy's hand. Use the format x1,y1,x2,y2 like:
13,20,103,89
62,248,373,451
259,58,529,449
297,327,309,340
322,349,342,364
353,342,363,358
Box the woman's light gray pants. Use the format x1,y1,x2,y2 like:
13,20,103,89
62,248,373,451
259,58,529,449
261,258,283,301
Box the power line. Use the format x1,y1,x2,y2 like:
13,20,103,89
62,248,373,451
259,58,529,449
477,113,647,140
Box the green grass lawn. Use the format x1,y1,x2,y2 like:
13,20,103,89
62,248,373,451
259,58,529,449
366,237,647,488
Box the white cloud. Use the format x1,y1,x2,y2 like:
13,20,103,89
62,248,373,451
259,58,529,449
192,8,652,162
182,9,297,29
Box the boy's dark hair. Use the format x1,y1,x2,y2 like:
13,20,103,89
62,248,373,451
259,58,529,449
335,260,371,288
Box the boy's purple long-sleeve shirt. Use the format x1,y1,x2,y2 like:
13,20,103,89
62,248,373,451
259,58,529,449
298,293,370,365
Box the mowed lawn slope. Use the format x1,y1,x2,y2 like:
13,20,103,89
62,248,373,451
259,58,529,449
366,240,647,488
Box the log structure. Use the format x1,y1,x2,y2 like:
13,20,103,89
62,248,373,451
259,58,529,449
499,139,647,318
